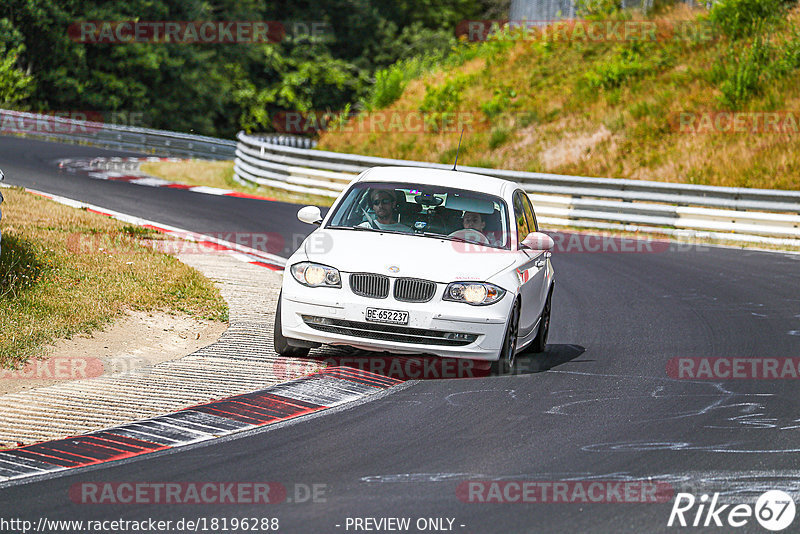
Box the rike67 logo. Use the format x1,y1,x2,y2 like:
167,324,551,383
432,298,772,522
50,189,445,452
668,491,796,531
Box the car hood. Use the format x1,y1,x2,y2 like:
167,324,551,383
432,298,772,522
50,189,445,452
301,228,515,283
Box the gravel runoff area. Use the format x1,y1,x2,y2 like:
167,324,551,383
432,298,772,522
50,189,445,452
0,252,324,448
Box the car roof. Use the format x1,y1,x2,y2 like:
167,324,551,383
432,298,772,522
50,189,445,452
356,166,517,198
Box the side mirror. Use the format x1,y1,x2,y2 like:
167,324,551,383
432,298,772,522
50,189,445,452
522,231,554,251
297,205,322,225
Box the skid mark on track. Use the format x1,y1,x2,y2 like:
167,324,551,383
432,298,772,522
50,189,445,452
358,469,800,502
539,370,800,454
582,441,800,454
445,389,518,407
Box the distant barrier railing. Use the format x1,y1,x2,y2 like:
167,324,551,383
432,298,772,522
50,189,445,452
2,108,796,245
234,131,800,246
0,109,236,159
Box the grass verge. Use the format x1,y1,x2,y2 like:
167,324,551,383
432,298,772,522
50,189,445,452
139,159,336,207
318,4,800,190
0,187,228,368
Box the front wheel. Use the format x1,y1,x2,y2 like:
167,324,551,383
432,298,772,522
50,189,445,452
529,288,552,354
491,300,520,375
273,292,310,358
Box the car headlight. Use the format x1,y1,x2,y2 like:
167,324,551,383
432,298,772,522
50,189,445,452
290,262,341,288
443,282,505,305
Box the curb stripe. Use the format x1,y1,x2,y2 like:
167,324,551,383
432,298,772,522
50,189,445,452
59,157,278,202
88,432,164,450
0,368,404,485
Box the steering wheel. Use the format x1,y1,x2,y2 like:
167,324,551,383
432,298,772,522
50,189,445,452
448,228,490,245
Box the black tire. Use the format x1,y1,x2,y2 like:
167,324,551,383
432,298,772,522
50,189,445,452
491,299,520,375
273,292,310,358
529,288,552,354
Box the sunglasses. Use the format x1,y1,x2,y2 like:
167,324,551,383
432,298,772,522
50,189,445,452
372,198,393,206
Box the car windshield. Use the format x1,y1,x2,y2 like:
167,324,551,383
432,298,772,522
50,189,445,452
326,181,510,249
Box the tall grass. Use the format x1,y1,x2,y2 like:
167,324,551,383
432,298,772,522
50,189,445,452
361,54,445,110
317,4,800,191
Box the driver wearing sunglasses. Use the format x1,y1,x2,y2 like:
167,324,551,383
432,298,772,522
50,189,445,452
357,189,411,232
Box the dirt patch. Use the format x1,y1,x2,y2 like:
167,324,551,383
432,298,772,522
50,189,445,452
539,125,613,170
0,310,226,396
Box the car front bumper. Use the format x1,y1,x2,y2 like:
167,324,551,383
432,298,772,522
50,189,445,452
279,275,513,360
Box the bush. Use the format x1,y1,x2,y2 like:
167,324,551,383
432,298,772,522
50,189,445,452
488,127,510,149
481,85,516,118
714,25,800,109
420,74,469,114
419,74,470,132
576,0,624,19
718,33,771,108
580,43,671,91
368,66,406,109
362,54,444,110
709,0,786,38
769,27,800,76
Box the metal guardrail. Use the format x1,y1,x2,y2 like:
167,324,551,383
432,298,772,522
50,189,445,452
1,108,796,245
0,109,236,159
234,131,800,245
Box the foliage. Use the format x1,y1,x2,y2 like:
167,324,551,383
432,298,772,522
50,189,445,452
318,3,800,192
362,53,445,110
716,32,771,107
0,0,487,137
0,45,34,106
711,16,800,109
580,42,673,91
575,0,624,19
481,85,516,118
488,126,510,149
420,74,469,114
0,19,34,106
419,74,471,132
709,0,787,38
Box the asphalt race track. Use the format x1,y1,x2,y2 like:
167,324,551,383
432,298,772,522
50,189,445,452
2,135,800,533
0,136,312,258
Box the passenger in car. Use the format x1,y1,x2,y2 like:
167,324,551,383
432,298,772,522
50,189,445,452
358,189,412,232
461,211,502,246
462,211,486,233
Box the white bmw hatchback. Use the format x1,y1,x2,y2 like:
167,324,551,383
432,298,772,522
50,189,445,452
274,166,555,373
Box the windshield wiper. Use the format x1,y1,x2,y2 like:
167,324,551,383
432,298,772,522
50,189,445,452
329,225,377,232
416,232,506,249
328,225,409,235
417,232,466,243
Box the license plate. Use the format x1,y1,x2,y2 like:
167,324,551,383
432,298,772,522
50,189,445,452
365,307,409,325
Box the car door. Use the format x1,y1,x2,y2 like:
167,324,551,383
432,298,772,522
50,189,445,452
521,191,551,317
513,190,548,339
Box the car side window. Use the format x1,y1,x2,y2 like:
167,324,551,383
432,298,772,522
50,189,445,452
512,192,530,246
521,192,538,232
